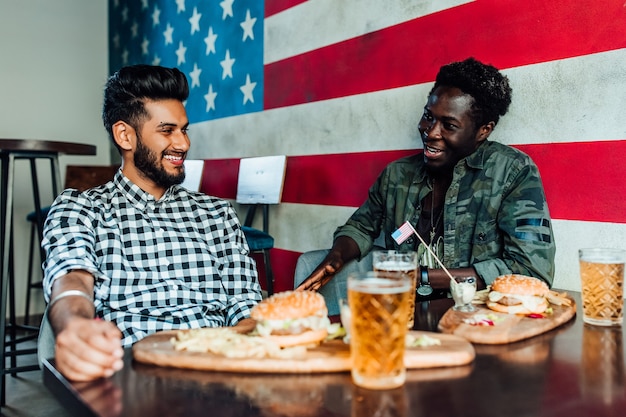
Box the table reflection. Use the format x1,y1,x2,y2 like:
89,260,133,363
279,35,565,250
581,324,625,405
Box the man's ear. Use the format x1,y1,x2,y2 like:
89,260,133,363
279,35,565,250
113,121,135,151
477,121,495,143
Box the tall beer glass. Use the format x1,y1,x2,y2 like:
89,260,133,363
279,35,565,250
372,250,418,328
579,248,625,326
348,271,411,390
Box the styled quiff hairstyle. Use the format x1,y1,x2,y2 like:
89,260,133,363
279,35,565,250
102,65,189,151
431,57,512,128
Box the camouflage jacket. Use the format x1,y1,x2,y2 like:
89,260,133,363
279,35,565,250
334,140,555,287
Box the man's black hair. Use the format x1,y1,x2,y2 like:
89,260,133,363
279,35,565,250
102,65,189,150
431,57,512,128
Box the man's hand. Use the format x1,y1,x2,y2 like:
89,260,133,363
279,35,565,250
232,317,257,334
295,236,361,292
295,260,341,292
54,317,124,382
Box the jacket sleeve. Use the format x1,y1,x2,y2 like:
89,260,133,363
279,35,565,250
333,166,390,259
473,161,556,287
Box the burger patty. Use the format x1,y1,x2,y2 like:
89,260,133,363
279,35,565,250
497,296,523,306
269,324,311,336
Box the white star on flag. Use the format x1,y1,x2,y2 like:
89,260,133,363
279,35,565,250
240,9,256,41
204,27,217,55
141,37,149,55
151,5,160,27
131,21,139,38
163,24,174,45
220,0,234,20
189,63,202,88
240,74,256,104
220,49,235,79
175,41,187,65
189,7,201,35
175,0,185,13
204,84,217,112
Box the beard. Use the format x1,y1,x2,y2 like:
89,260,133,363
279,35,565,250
134,134,186,188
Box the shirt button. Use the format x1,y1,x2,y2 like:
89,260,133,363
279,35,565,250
172,284,179,290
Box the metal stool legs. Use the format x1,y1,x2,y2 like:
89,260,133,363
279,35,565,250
24,220,42,326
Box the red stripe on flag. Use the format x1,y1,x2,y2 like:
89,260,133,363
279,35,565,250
281,150,415,207
265,0,307,18
200,140,626,224
264,0,626,109
200,158,239,200
519,140,626,224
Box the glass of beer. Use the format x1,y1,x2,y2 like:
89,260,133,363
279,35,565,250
372,250,418,328
348,271,412,390
579,248,626,326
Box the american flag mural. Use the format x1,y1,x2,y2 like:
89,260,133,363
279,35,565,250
109,0,626,293
109,0,263,122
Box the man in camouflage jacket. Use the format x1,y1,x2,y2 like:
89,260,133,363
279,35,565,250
296,57,555,301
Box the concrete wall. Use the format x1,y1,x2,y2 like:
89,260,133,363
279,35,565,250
0,0,110,318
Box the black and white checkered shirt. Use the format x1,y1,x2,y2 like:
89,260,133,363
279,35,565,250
43,171,262,347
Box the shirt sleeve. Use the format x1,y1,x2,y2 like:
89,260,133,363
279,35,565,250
41,190,102,302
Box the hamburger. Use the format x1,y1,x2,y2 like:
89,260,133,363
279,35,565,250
251,290,331,348
486,274,550,315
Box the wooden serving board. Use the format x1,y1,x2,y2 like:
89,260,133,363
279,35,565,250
438,295,576,344
132,330,475,373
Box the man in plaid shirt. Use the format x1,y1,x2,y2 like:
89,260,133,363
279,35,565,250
42,65,262,381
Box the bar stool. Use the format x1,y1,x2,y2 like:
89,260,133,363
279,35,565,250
0,139,96,405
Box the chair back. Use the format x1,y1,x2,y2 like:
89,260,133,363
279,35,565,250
64,165,120,191
181,160,205,191
236,156,287,231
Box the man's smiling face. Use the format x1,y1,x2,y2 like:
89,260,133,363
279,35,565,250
418,86,486,175
133,99,190,190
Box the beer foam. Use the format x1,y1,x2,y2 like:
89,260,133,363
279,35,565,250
373,261,415,271
580,255,625,264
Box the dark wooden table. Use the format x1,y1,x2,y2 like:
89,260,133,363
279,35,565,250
0,139,97,404
42,293,626,417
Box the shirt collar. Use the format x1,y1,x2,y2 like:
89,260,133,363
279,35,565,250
113,170,177,207
413,140,490,185
464,140,490,170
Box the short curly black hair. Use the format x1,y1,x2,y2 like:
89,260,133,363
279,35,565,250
102,65,189,152
430,57,512,127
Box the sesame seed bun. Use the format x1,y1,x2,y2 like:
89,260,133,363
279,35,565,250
490,274,549,297
486,275,550,315
251,291,329,347
251,291,328,321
